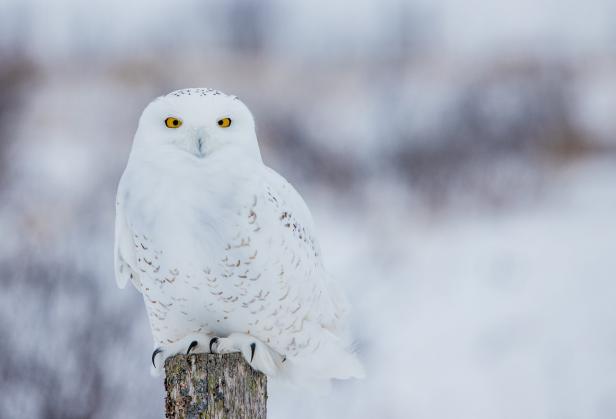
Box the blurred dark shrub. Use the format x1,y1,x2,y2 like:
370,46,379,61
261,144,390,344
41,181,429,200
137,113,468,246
0,54,35,180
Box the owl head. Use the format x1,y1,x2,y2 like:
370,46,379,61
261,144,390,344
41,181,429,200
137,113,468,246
132,88,261,161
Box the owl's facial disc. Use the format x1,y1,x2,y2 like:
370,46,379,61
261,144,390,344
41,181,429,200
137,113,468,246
174,124,231,158
134,89,262,162
177,118,233,158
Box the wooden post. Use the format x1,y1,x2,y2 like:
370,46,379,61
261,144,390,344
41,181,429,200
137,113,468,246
164,353,267,419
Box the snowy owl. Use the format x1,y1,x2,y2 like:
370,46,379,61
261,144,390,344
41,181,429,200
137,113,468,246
114,88,364,384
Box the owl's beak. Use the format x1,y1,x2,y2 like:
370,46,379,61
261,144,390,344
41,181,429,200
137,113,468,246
186,128,206,158
196,136,204,157
177,128,208,158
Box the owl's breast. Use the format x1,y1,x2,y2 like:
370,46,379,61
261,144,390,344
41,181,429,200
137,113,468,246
125,163,253,252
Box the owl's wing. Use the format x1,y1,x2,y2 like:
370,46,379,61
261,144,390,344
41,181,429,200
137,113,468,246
249,168,364,381
259,168,350,334
114,176,141,291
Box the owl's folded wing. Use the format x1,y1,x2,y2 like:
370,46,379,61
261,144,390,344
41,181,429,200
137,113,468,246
260,168,349,334
114,183,141,291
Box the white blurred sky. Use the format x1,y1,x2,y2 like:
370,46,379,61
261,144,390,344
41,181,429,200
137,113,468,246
0,0,614,60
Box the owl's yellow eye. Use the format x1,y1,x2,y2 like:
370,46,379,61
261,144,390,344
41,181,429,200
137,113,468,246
165,117,182,128
217,117,232,128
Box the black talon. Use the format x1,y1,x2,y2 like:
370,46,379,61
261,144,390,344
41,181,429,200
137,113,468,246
187,340,198,355
152,347,163,368
209,337,219,353
250,342,256,363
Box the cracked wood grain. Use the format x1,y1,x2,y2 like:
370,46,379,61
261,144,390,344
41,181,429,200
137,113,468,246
164,353,267,419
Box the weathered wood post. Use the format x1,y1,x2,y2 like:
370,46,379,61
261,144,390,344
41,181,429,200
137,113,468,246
164,353,267,418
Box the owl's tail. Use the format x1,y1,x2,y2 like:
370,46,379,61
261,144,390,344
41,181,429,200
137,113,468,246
276,330,365,393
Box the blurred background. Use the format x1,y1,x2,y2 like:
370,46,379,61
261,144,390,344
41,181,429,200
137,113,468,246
0,0,615,418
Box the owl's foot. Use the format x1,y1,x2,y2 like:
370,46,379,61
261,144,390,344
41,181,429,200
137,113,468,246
150,333,214,376
210,333,284,377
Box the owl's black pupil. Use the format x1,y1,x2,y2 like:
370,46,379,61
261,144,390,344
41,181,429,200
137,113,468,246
218,120,223,126
173,120,178,126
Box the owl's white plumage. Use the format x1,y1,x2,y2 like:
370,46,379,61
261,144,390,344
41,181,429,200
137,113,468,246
114,88,363,384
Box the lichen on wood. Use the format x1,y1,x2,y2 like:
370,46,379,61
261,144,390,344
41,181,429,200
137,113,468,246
164,352,267,419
